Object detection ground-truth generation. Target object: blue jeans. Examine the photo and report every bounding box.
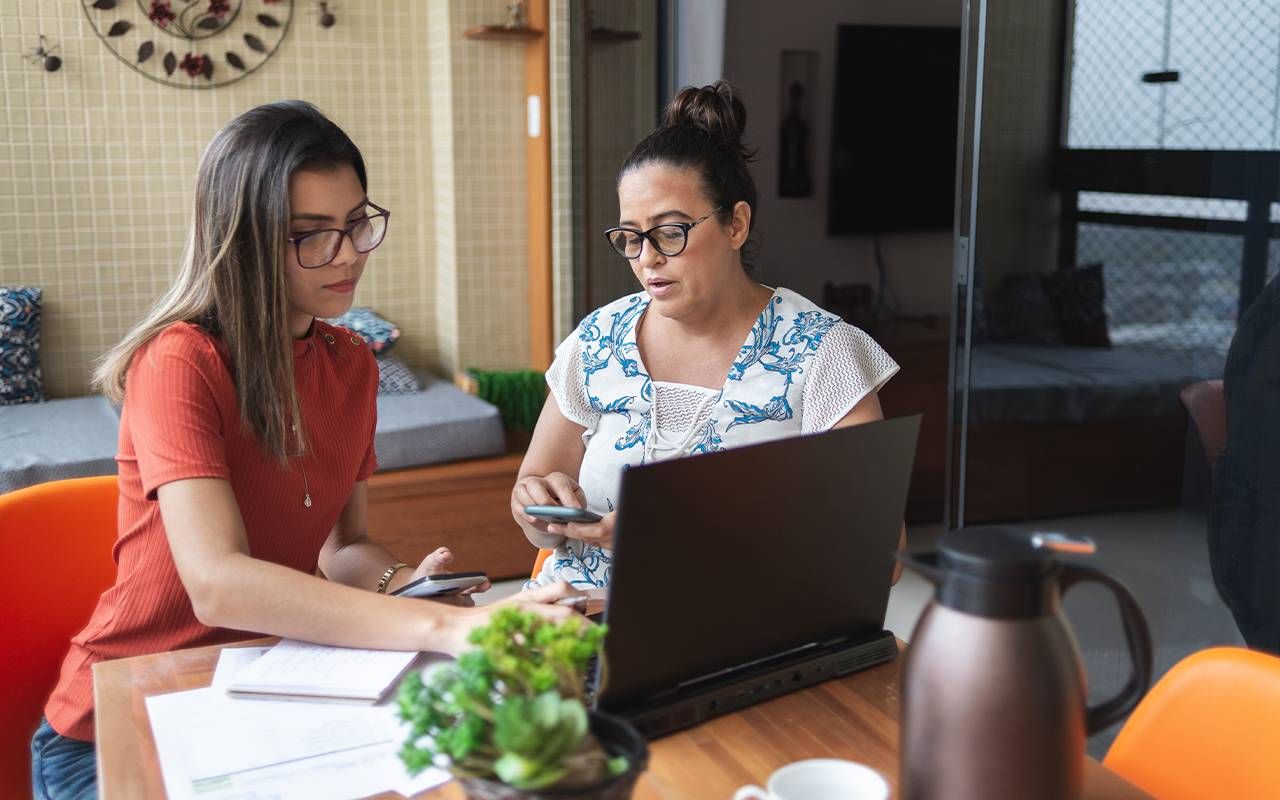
[30,717,97,800]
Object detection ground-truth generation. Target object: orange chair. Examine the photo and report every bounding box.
[532,548,552,580]
[1180,379,1227,467]
[1104,647,1280,799]
[0,476,119,798]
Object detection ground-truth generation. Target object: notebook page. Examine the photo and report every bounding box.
[227,639,419,700]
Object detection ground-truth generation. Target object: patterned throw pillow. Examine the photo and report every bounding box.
[988,272,1062,345]
[1044,262,1111,347]
[327,307,400,354]
[375,354,423,395]
[0,286,44,405]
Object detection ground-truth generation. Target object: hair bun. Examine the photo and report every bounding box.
[662,80,749,151]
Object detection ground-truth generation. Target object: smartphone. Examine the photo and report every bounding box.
[390,571,488,598]
[523,505,603,524]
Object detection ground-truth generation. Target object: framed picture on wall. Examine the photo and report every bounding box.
[778,50,817,198]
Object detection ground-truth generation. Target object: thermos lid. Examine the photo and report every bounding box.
[939,527,1053,579]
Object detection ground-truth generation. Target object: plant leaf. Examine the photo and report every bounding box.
[107,20,132,37]
[226,51,245,71]
[92,0,118,9]
[163,51,177,76]
[257,13,279,28]
[197,17,221,31]
[244,33,266,53]
[137,41,155,64]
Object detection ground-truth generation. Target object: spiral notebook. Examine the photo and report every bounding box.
[225,639,419,703]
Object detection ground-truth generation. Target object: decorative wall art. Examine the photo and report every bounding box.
[26,35,63,72]
[778,49,817,199]
[81,0,293,89]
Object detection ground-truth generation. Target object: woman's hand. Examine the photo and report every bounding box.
[511,471,587,535]
[401,546,491,607]
[550,510,616,550]
[437,580,587,655]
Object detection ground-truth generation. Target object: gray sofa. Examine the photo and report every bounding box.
[0,375,505,494]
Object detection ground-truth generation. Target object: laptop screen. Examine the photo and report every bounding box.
[597,415,919,711]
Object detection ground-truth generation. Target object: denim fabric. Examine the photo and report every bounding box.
[30,717,97,800]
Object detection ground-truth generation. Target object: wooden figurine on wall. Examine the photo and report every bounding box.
[313,1,336,28]
[506,0,526,29]
[26,35,62,72]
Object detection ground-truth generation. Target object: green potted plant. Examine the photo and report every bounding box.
[397,608,648,799]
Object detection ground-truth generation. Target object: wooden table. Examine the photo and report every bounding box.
[95,639,1151,799]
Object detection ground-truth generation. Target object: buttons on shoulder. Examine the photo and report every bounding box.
[349,335,362,347]
[323,333,336,345]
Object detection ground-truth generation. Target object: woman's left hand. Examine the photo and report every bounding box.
[408,546,491,606]
[549,511,616,550]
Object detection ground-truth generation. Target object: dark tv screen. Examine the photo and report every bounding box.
[827,25,961,235]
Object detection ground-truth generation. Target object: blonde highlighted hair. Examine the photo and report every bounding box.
[95,100,367,461]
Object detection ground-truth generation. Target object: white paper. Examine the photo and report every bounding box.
[210,646,270,690]
[146,684,449,800]
[227,639,419,701]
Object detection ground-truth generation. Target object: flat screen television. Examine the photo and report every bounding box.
[827,25,961,235]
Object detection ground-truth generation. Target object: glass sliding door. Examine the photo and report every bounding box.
[952,0,1268,755]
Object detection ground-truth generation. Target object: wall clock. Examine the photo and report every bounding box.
[82,0,294,89]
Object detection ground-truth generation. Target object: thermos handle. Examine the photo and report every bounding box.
[1058,564,1154,734]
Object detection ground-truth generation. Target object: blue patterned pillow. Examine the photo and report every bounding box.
[327,307,400,354]
[0,286,44,405]
[375,354,423,395]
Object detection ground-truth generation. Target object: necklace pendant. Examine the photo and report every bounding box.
[304,493,312,508]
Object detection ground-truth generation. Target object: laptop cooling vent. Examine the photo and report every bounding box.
[834,642,895,675]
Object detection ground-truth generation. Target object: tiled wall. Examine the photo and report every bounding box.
[550,0,579,344]
[446,1,532,373]
[1,0,546,396]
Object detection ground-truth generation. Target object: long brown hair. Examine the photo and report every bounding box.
[95,100,367,461]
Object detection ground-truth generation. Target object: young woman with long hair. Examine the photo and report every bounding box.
[32,100,579,800]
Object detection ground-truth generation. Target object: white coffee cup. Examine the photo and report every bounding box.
[733,758,890,800]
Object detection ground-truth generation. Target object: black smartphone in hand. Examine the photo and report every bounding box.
[390,571,488,598]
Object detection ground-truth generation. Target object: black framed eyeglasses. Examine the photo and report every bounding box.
[287,201,391,269]
[603,206,725,259]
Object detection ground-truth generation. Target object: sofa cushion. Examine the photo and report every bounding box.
[374,375,505,471]
[375,354,423,395]
[327,307,400,354]
[1,378,505,494]
[0,396,120,493]
[1044,262,1111,347]
[0,286,44,405]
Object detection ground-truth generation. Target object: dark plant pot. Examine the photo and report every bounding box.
[457,711,649,800]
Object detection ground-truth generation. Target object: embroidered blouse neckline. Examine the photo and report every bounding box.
[629,285,782,393]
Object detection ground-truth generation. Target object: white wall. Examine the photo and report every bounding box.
[675,0,727,88]
[723,0,963,316]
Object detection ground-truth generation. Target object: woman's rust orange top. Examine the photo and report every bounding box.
[45,320,378,741]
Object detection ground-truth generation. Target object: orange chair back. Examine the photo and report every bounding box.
[1104,646,1280,799]
[1180,379,1226,466]
[0,476,118,798]
[532,548,552,580]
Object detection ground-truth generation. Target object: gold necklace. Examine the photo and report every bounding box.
[291,420,312,508]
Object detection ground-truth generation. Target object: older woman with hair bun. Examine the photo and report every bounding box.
[513,81,904,589]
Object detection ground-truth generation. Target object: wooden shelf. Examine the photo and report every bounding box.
[463,25,544,41]
[589,27,640,44]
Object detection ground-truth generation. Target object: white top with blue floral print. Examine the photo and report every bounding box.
[527,286,899,588]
